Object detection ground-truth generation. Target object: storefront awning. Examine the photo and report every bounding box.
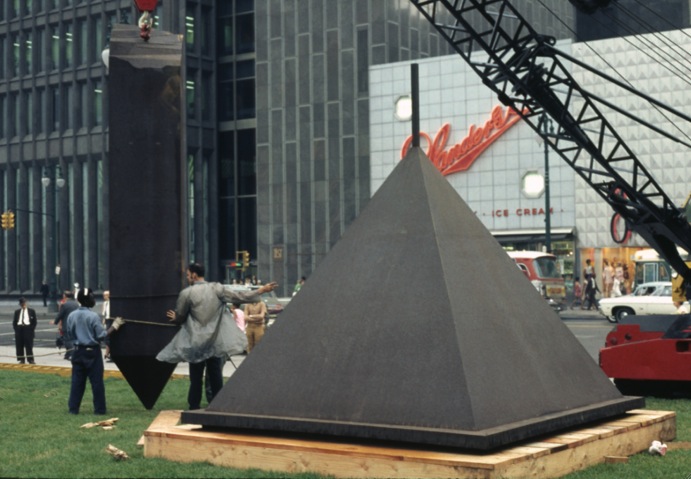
[491,227,575,243]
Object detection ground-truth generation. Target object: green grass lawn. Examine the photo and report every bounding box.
[1,369,689,478]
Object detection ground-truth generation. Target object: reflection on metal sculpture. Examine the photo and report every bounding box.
[107,24,183,408]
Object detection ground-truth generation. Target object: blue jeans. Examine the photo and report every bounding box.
[188,357,223,410]
[68,346,106,414]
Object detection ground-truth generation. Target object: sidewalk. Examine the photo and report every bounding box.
[0,343,247,378]
[0,299,246,377]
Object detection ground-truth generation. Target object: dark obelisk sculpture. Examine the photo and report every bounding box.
[184,64,642,449]
[107,25,183,409]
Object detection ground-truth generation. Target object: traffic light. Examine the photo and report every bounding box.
[0,211,7,230]
[242,251,250,270]
[7,211,14,229]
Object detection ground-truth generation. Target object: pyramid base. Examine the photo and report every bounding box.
[143,409,675,478]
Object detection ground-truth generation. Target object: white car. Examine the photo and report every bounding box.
[598,282,677,323]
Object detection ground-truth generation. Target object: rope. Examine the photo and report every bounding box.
[0,317,177,361]
[105,317,177,328]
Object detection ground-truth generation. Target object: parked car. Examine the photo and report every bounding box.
[225,285,284,325]
[598,281,677,323]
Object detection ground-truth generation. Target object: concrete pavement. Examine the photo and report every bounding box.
[0,343,247,378]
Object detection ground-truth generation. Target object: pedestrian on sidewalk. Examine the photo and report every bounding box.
[54,291,79,360]
[245,298,267,353]
[583,275,599,311]
[571,277,582,309]
[40,281,49,307]
[13,297,37,364]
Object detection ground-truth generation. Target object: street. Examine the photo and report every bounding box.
[0,300,613,366]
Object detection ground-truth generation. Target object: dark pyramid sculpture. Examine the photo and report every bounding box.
[183,147,643,450]
[107,25,183,409]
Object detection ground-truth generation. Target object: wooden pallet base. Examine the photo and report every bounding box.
[143,409,675,478]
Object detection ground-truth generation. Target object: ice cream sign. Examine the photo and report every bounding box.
[400,105,523,176]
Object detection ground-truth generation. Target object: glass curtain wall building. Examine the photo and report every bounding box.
[0,0,140,296]
[0,0,186,296]
[1,0,580,298]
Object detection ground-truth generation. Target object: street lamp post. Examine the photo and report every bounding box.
[542,113,554,254]
[42,166,65,313]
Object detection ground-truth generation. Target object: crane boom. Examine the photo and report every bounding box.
[410,0,691,280]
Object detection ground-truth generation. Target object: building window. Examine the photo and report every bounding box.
[201,70,212,122]
[185,11,195,49]
[23,91,33,136]
[187,152,197,258]
[77,81,88,129]
[35,28,45,74]
[218,60,255,121]
[64,23,73,68]
[186,71,196,118]
[10,92,19,137]
[218,128,257,261]
[91,15,103,65]
[201,6,213,56]
[24,34,33,75]
[218,0,254,56]
[0,95,6,139]
[236,60,255,120]
[50,24,60,70]
[50,85,59,131]
[76,17,87,67]
[11,33,20,77]
[237,129,256,196]
[0,36,5,80]
[93,80,103,127]
[63,85,73,131]
[36,88,46,134]
[218,64,234,121]
[236,3,254,54]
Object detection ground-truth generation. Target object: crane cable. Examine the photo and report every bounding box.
[535,0,691,146]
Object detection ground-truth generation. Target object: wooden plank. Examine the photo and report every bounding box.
[138,410,183,447]
[143,410,676,479]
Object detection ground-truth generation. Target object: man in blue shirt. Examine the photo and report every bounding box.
[64,288,124,414]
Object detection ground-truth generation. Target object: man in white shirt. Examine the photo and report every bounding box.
[102,290,112,360]
[13,297,37,364]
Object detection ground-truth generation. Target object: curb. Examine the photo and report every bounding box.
[0,362,188,380]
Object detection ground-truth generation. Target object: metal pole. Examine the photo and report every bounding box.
[47,179,59,313]
[543,113,552,254]
[411,63,420,148]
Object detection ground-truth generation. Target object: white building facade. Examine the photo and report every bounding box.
[369,30,691,291]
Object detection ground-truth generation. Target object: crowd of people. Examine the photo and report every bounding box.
[12,265,285,415]
[572,258,631,310]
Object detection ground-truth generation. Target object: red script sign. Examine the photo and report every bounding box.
[401,105,524,176]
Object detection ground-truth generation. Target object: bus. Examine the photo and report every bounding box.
[507,251,566,304]
[632,248,688,286]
